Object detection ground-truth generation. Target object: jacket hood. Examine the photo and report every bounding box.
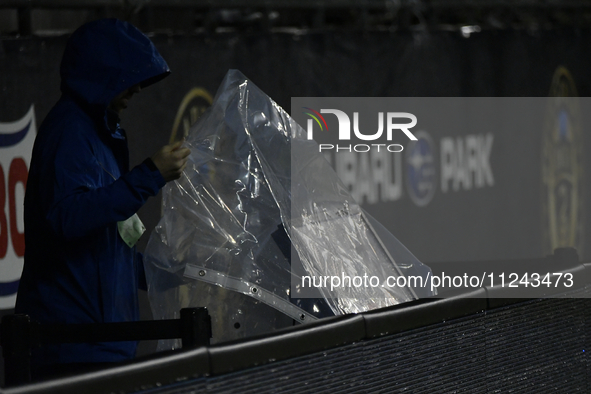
[60,18,170,117]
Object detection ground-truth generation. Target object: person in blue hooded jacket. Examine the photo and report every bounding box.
[15,19,190,379]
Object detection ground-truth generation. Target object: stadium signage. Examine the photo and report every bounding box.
[0,105,35,309]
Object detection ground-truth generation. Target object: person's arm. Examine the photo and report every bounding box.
[45,131,189,240]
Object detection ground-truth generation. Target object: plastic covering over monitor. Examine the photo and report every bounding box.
[144,70,434,346]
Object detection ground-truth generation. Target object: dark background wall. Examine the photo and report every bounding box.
[4,28,590,261]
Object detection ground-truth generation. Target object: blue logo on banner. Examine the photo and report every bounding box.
[0,120,31,147]
[0,280,19,296]
[406,131,436,207]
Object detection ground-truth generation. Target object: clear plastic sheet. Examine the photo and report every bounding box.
[144,70,435,345]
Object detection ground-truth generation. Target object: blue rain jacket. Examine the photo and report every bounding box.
[16,19,169,366]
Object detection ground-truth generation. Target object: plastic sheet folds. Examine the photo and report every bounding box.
[144,70,435,344]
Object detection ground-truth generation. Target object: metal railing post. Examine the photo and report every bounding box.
[180,307,211,349]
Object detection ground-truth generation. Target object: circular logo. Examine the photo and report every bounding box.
[542,66,583,255]
[405,130,437,207]
[170,87,213,143]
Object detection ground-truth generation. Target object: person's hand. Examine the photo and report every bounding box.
[151,140,191,182]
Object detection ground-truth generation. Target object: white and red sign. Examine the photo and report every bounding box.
[0,105,35,309]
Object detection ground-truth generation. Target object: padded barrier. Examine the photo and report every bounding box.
[4,255,590,394]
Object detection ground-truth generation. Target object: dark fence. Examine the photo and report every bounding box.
[2,250,589,393]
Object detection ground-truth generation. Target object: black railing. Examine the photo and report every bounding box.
[1,307,211,387]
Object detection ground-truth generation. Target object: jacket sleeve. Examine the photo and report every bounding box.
[44,120,166,241]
